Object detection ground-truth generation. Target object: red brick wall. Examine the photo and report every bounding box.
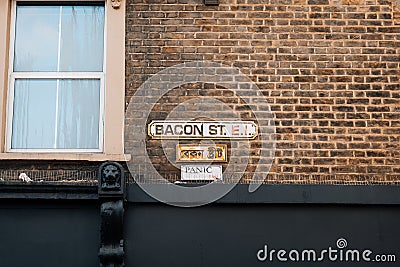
[126,0,400,184]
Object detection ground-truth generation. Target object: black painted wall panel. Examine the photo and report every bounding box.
[0,195,400,267]
[0,200,99,267]
[125,203,400,267]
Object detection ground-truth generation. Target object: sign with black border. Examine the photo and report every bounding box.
[148,121,258,139]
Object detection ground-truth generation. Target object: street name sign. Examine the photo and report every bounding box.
[176,144,227,162]
[148,121,257,139]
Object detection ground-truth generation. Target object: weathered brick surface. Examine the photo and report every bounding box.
[125,0,400,184]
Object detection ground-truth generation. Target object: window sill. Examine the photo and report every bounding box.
[0,153,131,162]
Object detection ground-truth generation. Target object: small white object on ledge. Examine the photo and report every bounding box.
[19,173,32,183]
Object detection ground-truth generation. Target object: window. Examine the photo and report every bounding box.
[7,3,105,152]
[0,0,126,160]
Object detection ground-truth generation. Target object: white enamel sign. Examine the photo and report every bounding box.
[181,165,223,181]
[148,121,257,139]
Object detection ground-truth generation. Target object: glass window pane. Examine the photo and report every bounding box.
[57,79,100,149]
[11,79,100,150]
[11,3,104,151]
[14,6,60,71]
[14,4,104,72]
[60,6,104,71]
[12,79,56,148]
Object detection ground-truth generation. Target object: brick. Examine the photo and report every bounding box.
[118,0,400,185]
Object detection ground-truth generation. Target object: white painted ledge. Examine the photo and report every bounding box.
[0,153,131,161]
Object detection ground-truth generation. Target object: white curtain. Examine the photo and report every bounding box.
[60,6,104,72]
[12,5,104,149]
[12,79,56,148]
[57,79,100,149]
[12,79,100,149]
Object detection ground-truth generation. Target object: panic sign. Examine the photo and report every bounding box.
[148,121,258,139]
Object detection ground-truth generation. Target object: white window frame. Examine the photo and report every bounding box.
[6,0,106,153]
